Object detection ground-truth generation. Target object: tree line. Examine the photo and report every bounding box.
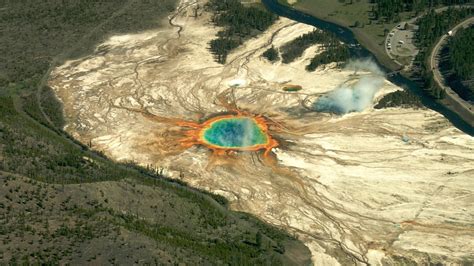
[415,7,473,48]
[306,45,350,71]
[372,0,473,22]
[206,0,277,64]
[261,29,350,71]
[279,30,342,63]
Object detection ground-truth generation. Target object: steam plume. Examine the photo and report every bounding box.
[313,59,386,115]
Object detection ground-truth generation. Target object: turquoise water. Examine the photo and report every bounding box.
[203,118,268,148]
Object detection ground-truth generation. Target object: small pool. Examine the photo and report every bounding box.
[201,117,269,148]
[282,85,302,92]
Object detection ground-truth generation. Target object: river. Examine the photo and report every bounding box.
[262,0,474,136]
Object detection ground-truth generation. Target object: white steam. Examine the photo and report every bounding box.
[345,58,385,76]
[241,118,257,147]
[314,59,386,114]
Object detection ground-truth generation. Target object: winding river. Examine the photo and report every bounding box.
[262,0,474,136]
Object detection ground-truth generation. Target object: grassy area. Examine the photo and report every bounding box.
[0,0,310,264]
[294,0,373,27]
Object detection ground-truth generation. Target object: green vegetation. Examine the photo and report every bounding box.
[306,45,350,71]
[415,7,473,48]
[0,0,177,85]
[374,0,473,22]
[282,85,303,92]
[0,0,309,264]
[287,0,474,74]
[291,0,375,29]
[280,30,339,63]
[0,174,308,264]
[288,0,473,105]
[206,0,278,63]
[262,46,280,62]
[287,0,408,70]
[375,90,424,109]
[276,29,350,70]
[443,26,474,101]
[0,0,177,184]
[413,7,473,99]
[447,27,474,80]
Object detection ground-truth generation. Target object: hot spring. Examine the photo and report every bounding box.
[177,114,279,155]
[201,117,269,149]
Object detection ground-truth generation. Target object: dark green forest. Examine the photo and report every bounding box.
[415,7,473,48]
[306,45,350,71]
[443,26,474,101]
[375,90,424,108]
[280,30,339,63]
[206,0,277,63]
[262,46,280,62]
[373,0,473,22]
[447,27,474,80]
[412,7,473,99]
[272,29,350,70]
[0,0,308,264]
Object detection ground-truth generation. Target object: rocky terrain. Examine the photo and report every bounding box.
[49,0,474,264]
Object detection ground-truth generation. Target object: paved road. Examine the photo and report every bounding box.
[429,16,474,126]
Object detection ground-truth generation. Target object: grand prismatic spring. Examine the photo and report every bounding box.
[179,114,279,156]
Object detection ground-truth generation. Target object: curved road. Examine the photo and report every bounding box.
[429,16,474,127]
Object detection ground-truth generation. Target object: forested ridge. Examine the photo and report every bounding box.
[206,0,277,63]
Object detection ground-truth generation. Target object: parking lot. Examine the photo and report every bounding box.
[385,22,419,67]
